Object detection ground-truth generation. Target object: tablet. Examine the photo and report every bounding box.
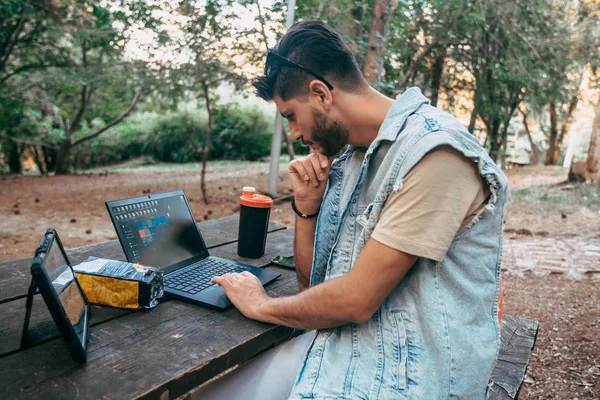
[29,229,90,363]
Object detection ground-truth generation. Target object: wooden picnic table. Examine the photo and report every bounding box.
[0,215,298,399]
[0,214,538,399]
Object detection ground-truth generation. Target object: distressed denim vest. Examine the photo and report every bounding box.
[289,88,507,399]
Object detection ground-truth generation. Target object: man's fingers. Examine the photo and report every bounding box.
[211,274,234,287]
[211,276,224,285]
[240,271,260,282]
[317,153,330,169]
[289,160,310,181]
[308,155,326,181]
[301,158,319,186]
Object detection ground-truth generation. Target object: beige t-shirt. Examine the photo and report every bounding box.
[371,148,490,262]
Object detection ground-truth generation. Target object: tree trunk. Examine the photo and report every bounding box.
[488,118,502,163]
[430,47,446,107]
[282,126,295,160]
[54,137,72,175]
[468,110,478,134]
[545,103,558,165]
[6,141,21,174]
[468,85,480,134]
[31,145,46,175]
[201,82,213,204]
[499,121,511,169]
[363,0,393,84]
[545,96,578,165]
[554,95,579,165]
[42,146,56,172]
[586,94,600,184]
[520,109,538,165]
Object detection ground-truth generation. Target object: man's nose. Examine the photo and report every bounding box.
[288,123,301,142]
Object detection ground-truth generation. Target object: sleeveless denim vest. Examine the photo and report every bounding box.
[289,88,507,399]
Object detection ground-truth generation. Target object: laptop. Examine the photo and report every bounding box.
[105,190,281,310]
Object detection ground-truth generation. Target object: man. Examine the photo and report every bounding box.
[211,20,507,399]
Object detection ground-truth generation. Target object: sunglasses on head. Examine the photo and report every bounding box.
[264,49,334,91]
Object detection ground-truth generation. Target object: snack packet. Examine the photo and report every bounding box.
[73,257,163,309]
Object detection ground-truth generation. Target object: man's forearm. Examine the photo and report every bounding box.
[253,239,417,329]
[258,275,362,329]
[293,199,320,290]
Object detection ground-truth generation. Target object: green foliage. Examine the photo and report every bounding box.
[72,118,148,168]
[70,105,278,169]
[143,112,207,163]
[210,105,273,161]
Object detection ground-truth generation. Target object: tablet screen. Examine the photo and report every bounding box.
[44,238,87,345]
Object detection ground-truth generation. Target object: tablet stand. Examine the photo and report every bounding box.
[20,277,37,349]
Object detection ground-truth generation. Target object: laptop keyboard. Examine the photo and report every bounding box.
[163,258,251,295]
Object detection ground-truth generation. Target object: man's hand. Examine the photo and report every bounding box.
[211,271,270,321]
[288,153,333,213]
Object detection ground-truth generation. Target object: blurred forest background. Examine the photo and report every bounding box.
[1,0,599,182]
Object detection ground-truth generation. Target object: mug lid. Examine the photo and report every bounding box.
[240,187,273,208]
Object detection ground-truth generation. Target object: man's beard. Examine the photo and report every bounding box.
[311,109,349,157]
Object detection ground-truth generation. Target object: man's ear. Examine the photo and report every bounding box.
[308,80,333,111]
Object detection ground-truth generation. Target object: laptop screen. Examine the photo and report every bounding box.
[109,193,207,268]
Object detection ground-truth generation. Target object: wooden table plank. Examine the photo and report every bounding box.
[0,228,295,364]
[0,263,299,399]
[486,315,539,400]
[0,216,286,304]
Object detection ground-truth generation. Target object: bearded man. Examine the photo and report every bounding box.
[211,20,506,400]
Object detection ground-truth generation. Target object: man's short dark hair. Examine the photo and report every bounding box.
[252,20,366,101]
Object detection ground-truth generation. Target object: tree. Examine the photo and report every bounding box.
[586,93,600,184]
[457,2,530,162]
[447,0,578,162]
[51,4,154,174]
[172,0,246,203]
[383,0,473,95]
[1,1,162,174]
[0,0,70,88]
[0,0,68,173]
[527,0,600,166]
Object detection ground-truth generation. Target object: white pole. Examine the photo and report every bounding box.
[267,0,296,197]
[268,115,284,197]
[286,0,296,29]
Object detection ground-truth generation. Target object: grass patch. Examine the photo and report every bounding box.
[83,155,294,174]
[510,183,600,214]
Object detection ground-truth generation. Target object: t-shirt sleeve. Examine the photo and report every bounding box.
[370,148,484,262]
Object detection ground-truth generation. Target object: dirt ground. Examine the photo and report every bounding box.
[1,161,599,398]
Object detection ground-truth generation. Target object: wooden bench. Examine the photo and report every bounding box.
[487,316,539,399]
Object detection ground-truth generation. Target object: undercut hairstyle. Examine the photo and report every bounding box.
[252,20,366,101]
